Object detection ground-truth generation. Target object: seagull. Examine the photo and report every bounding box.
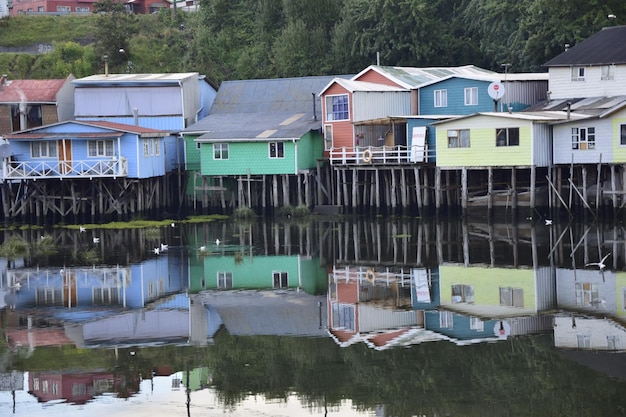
[170,222,176,228]
[199,245,207,252]
[10,282,21,291]
[160,243,168,251]
[585,253,611,270]
[544,219,553,226]
[93,237,100,244]
[154,247,160,255]
[79,226,86,233]
[215,238,221,246]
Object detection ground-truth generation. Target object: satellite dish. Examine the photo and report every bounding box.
[488,82,505,100]
[0,143,12,158]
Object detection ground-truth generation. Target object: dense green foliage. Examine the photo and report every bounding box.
[1,0,626,84]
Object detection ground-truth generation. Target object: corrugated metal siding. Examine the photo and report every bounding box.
[508,315,554,336]
[358,305,421,332]
[502,80,548,107]
[532,123,553,167]
[74,86,183,117]
[352,91,411,122]
[534,266,556,311]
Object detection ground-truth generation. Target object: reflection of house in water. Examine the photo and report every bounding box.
[64,293,220,348]
[5,256,185,311]
[192,253,327,295]
[327,266,439,349]
[28,371,133,405]
[556,268,618,315]
[199,290,327,337]
[554,314,626,351]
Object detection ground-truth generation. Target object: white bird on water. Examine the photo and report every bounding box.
[215,238,221,246]
[154,247,160,255]
[79,226,86,233]
[93,237,100,244]
[199,245,207,252]
[544,219,553,226]
[586,253,611,270]
[160,243,168,251]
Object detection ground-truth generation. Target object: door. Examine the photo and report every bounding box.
[58,139,72,174]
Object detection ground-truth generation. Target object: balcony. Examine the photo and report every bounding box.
[328,145,434,166]
[2,158,128,180]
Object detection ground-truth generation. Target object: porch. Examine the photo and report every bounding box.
[328,145,435,166]
[2,158,128,180]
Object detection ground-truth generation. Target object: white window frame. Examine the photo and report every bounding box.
[217,271,233,288]
[499,287,524,307]
[272,271,288,288]
[464,87,478,106]
[571,66,585,81]
[601,64,615,80]
[31,141,57,158]
[451,284,474,303]
[496,127,520,147]
[269,141,284,159]
[439,310,453,328]
[571,127,595,150]
[447,129,470,148]
[325,94,349,121]
[470,316,484,331]
[323,125,333,150]
[88,139,115,157]
[56,5,70,12]
[143,140,150,157]
[331,303,355,331]
[153,138,160,156]
[434,89,447,108]
[213,143,229,160]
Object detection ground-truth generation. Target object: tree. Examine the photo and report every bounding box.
[92,0,138,73]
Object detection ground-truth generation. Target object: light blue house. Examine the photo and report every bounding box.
[2,120,170,181]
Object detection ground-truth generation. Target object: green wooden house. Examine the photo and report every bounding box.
[182,75,349,210]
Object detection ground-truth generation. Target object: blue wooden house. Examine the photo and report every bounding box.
[2,120,170,181]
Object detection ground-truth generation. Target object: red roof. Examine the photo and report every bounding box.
[0,79,68,103]
[84,120,168,134]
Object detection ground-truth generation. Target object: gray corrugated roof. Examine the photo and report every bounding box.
[544,25,626,67]
[185,75,351,136]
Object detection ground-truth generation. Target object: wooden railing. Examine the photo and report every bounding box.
[328,145,435,165]
[2,158,128,180]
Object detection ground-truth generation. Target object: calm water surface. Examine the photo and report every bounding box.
[1,217,626,416]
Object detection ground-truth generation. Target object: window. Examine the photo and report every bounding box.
[620,124,626,146]
[36,288,63,305]
[213,143,229,160]
[51,382,59,395]
[76,6,90,12]
[434,89,447,107]
[607,335,620,351]
[571,127,595,150]
[33,378,40,391]
[196,142,201,150]
[93,287,120,305]
[577,334,591,349]
[575,282,599,306]
[571,66,585,81]
[153,139,160,156]
[72,383,87,396]
[464,87,478,105]
[38,6,44,11]
[269,142,284,158]
[88,140,114,157]
[11,104,42,131]
[217,271,233,288]
[439,311,453,328]
[451,284,474,303]
[31,141,58,158]
[273,271,288,288]
[143,140,150,157]
[601,64,615,80]
[57,5,70,12]
[42,380,49,394]
[331,303,355,330]
[324,125,333,150]
[499,287,524,307]
[496,128,520,146]
[470,316,484,331]
[325,94,349,121]
[447,129,470,148]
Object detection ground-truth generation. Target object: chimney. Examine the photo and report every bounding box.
[311,93,317,121]
[566,102,572,119]
[0,74,7,86]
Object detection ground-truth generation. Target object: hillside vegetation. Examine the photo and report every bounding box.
[1,0,626,85]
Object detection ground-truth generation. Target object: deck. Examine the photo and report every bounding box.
[2,158,128,180]
[329,145,434,166]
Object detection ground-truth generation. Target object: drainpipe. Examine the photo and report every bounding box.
[566,102,571,119]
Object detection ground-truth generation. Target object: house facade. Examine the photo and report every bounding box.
[9,0,166,15]
[0,75,75,135]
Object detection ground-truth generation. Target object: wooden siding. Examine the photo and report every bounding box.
[202,255,300,289]
[532,123,552,167]
[548,65,626,99]
[322,83,354,149]
[435,117,534,168]
[199,140,298,176]
[352,91,411,122]
[296,130,323,170]
[184,134,202,170]
[553,118,613,165]
[419,78,497,115]
[355,69,404,87]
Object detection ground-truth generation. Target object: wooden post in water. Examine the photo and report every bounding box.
[435,167,441,214]
[352,168,358,211]
[511,167,517,218]
[414,167,423,211]
[487,167,493,218]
